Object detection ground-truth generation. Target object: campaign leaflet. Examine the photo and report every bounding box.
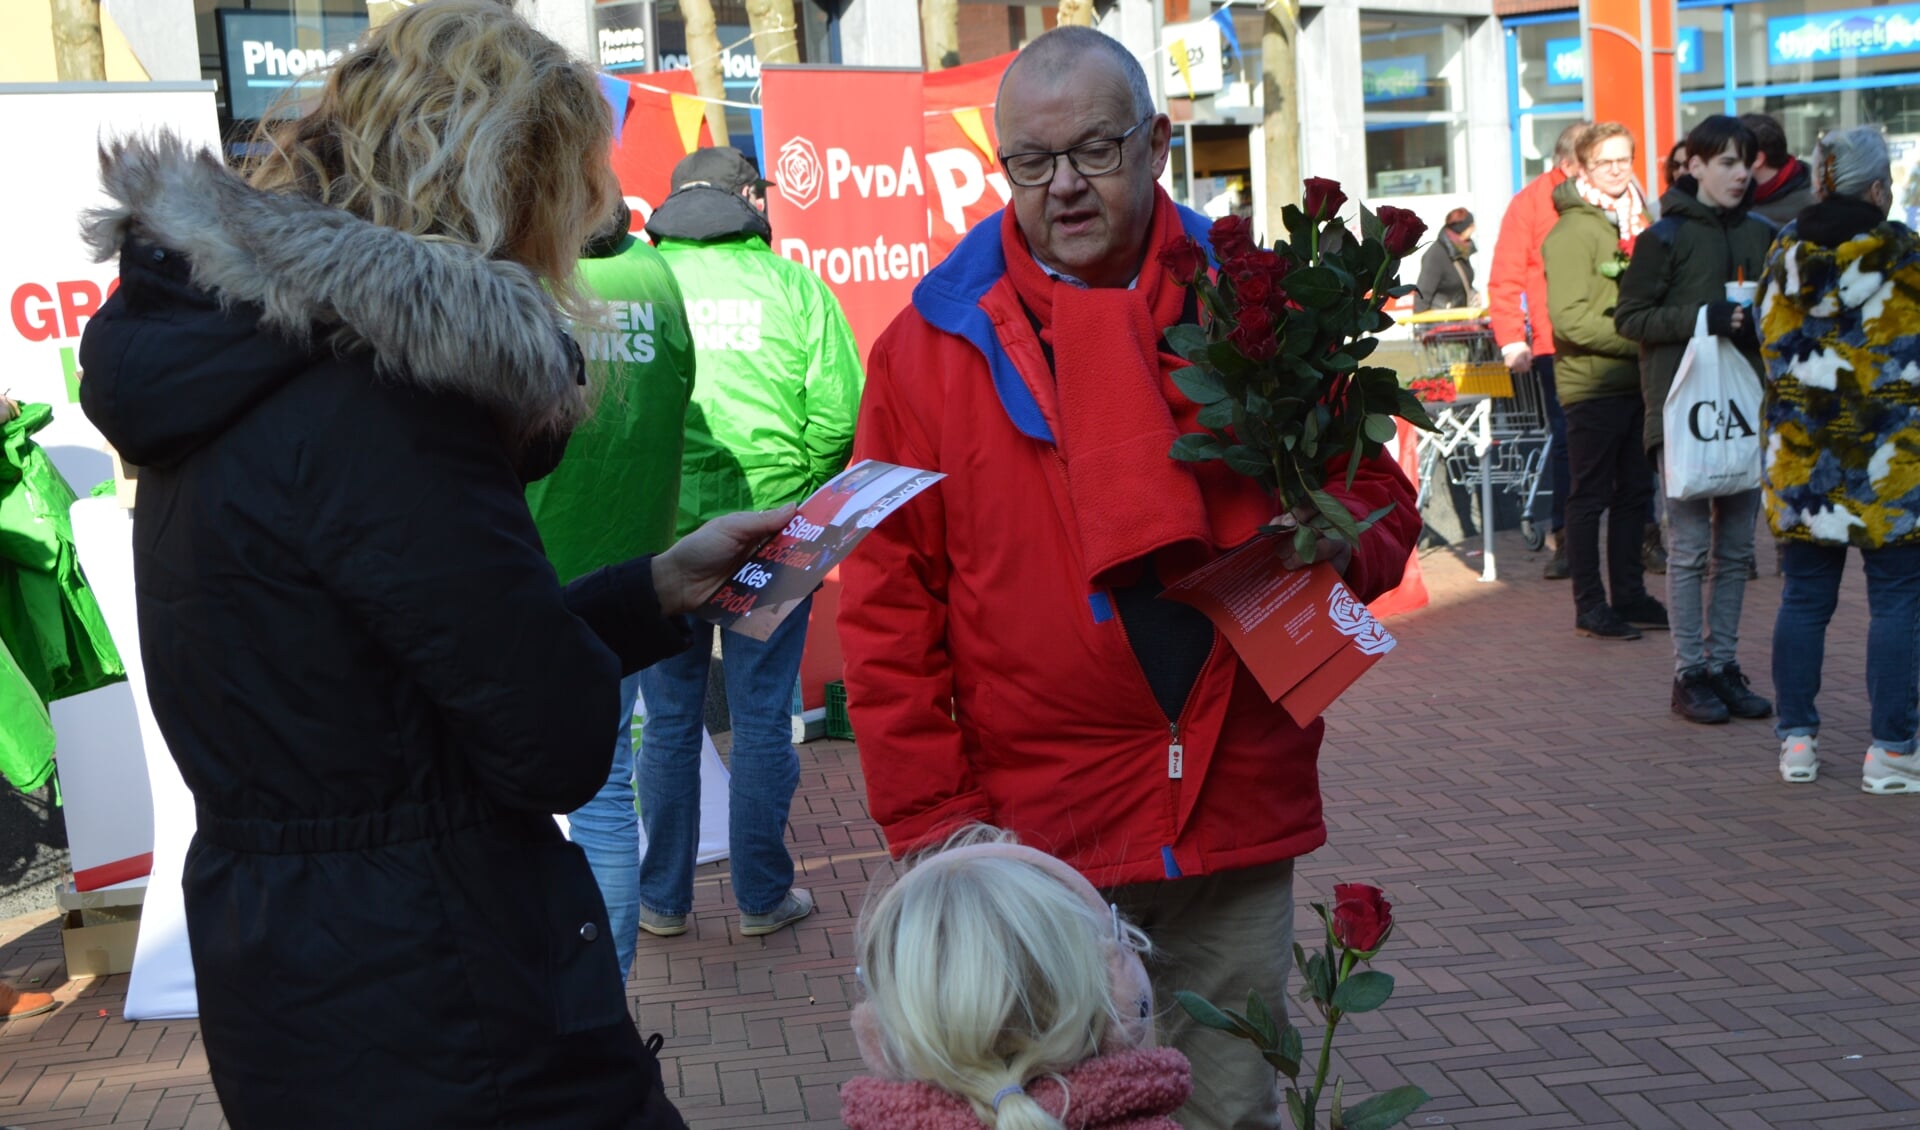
[696,460,945,640]
[1160,536,1396,725]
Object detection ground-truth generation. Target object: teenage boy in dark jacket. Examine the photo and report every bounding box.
[1615,115,1776,724]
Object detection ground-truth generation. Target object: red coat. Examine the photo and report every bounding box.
[838,208,1419,888]
[1488,168,1567,357]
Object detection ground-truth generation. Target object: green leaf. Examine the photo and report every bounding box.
[1362,502,1398,528]
[1321,224,1350,255]
[1279,1024,1304,1075]
[1359,202,1385,244]
[1363,414,1400,444]
[1224,445,1271,479]
[1169,433,1225,462]
[1197,399,1237,430]
[1330,1077,1347,1127]
[1327,351,1359,372]
[1171,365,1230,405]
[1263,1048,1303,1079]
[1246,990,1281,1048]
[1285,1087,1311,1130]
[1302,951,1332,1006]
[1338,1085,1431,1130]
[1293,524,1319,562]
[1307,486,1363,543]
[1287,265,1344,309]
[1395,390,1439,432]
[1331,969,1395,1014]
[1165,324,1212,361]
[1174,990,1254,1037]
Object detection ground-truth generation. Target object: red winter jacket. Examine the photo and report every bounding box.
[1488,168,1567,358]
[838,207,1419,888]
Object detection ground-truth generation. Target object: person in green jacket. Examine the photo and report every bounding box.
[634,147,863,940]
[1614,115,1776,725]
[1544,121,1669,641]
[524,202,696,981]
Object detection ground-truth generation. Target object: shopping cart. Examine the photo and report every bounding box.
[1402,309,1555,581]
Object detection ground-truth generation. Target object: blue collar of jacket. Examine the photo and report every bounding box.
[910,204,1215,444]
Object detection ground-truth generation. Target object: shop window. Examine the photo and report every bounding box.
[1360,13,1468,198]
[1739,0,1920,87]
[1519,112,1585,182]
[1509,18,1583,110]
[1679,8,1725,92]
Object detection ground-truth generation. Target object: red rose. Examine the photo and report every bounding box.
[1377,206,1427,257]
[1162,234,1208,283]
[1303,177,1348,221]
[1233,268,1272,307]
[1228,304,1278,361]
[1210,214,1255,262]
[1331,883,1393,954]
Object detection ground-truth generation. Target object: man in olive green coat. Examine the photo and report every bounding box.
[525,203,697,981]
[1544,122,1668,641]
[1614,115,1776,725]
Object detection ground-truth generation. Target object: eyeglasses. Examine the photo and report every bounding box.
[1588,157,1635,171]
[999,116,1154,188]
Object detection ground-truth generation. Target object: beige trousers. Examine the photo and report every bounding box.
[1106,859,1296,1130]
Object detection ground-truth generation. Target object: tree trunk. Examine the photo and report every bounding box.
[921,0,958,71]
[745,0,799,66]
[1261,1,1302,227]
[1056,0,1096,28]
[681,0,730,146]
[50,0,106,82]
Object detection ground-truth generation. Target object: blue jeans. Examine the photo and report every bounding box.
[567,671,643,981]
[637,596,811,918]
[1536,355,1569,532]
[1663,481,1761,676]
[1774,541,1920,754]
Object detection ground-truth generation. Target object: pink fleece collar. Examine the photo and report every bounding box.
[839,1047,1192,1130]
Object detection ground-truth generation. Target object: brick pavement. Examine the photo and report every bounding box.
[5,530,1919,1129]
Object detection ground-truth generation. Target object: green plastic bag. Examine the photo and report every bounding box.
[0,402,125,709]
[0,633,56,793]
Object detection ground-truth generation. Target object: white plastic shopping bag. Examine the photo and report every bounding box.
[1663,307,1763,500]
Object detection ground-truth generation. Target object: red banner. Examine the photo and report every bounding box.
[759,67,930,362]
[921,52,1015,263]
[606,70,713,222]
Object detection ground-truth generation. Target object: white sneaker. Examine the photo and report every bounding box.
[1779,735,1819,783]
[1861,745,1920,794]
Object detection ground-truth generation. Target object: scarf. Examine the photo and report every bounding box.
[1754,155,1806,205]
[1575,176,1650,249]
[839,1047,1192,1130]
[999,192,1271,587]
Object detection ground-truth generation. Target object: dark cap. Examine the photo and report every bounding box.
[669,147,773,194]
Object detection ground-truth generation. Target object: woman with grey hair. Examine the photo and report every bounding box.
[1757,125,1920,793]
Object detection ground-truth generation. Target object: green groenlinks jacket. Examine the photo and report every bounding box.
[655,233,863,537]
[525,235,695,584]
[1614,183,1775,455]
[1543,179,1646,406]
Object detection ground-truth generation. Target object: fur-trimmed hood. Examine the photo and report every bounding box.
[78,133,583,466]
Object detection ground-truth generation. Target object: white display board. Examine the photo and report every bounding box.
[0,82,219,491]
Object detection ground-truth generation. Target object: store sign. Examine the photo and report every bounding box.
[594,1,653,74]
[1162,19,1225,97]
[1361,55,1427,102]
[216,9,366,122]
[1547,28,1702,85]
[657,22,760,89]
[1769,3,1920,65]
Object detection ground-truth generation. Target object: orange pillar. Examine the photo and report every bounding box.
[1583,0,1679,195]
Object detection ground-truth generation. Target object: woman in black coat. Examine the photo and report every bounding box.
[75,4,786,1126]
[1413,207,1480,313]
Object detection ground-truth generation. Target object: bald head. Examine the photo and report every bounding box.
[994,26,1153,138]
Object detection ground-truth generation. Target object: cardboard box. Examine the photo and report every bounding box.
[56,880,144,978]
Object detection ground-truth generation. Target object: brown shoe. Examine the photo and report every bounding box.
[1,982,57,1022]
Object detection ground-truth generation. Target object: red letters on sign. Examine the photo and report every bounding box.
[9,278,118,342]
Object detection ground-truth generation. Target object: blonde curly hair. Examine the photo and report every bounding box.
[243,0,614,318]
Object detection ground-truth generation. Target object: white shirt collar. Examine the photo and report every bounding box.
[1031,249,1140,291]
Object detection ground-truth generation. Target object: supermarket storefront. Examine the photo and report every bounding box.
[1505,0,1920,194]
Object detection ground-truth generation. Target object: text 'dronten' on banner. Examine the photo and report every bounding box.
[759,66,929,361]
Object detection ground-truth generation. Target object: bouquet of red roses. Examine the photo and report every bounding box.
[1162,178,1434,559]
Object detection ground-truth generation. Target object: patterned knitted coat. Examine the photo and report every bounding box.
[1758,199,1920,548]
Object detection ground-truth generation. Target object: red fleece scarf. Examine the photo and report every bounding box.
[1000,192,1270,587]
[1755,156,1805,205]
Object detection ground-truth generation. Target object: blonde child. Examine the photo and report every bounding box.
[840,828,1191,1130]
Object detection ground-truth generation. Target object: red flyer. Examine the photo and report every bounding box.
[1160,535,1396,725]
[696,460,944,640]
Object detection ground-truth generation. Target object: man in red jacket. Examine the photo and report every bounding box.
[839,26,1418,1130]
[1489,121,1586,579]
